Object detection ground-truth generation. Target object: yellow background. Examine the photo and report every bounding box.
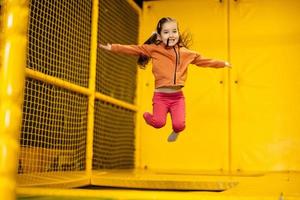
[136,0,300,172]
[2,0,300,199]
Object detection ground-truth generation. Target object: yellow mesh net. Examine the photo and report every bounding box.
[93,100,135,169]
[27,0,92,87]
[17,0,139,186]
[20,78,88,174]
[93,0,139,169]
[96,0,139,103]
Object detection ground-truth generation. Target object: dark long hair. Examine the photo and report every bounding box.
[137,17,192,69]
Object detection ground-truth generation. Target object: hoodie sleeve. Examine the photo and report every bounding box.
[111,44,152,57]
[191,53,227,68]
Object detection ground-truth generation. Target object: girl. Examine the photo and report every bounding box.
[99,17,230,142]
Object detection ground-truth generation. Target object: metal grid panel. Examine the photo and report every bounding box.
[93,100,135,169]
[19,78,87,174]
[27,0,92,87]
[96,0,139,104]
[17,0,140,186]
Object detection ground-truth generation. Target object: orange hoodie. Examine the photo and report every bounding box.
[111,43,227,89]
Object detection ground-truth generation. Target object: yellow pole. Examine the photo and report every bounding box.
[0,0,29,200]
[86,0,98,178]
[25,68,92,96]
[132,1,142,169]
[227,0,232,174]
[95,92,138,112]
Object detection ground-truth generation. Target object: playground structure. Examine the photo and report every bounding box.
[1,0,300,199]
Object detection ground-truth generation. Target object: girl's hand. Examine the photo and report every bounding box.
[225,61,232,68]
[99,43,112,51]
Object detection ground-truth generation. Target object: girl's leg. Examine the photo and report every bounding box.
[143,93,168,129]
[168,94,185,142]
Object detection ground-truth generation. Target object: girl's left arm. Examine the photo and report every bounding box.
[191,53,231,68]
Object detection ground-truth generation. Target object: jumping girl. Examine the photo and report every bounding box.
[99,17,230,142]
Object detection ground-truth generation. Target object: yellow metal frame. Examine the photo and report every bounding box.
[226,0,233,173]
[2,0,300,199]
[1,0,142,198]
[133,0,143,170]
[0,0,29,200]
[17,171,300,200]
[25,68,91,96]
[86,0,98,180]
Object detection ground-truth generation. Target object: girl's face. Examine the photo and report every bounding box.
[158,21,179,47]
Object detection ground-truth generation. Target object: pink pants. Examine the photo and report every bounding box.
[143,91,185,133]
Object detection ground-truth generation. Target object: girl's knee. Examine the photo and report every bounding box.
[173,122,185,133]
[153,118,166,128]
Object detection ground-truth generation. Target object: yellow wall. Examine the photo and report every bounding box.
[137,0,300,172]
[230,0,300,172]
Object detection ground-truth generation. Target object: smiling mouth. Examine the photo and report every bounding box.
[167,38,176,46]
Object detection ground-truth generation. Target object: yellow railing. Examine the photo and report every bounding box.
[25,68,91,96]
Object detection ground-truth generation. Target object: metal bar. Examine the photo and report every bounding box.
[25,68,91,96]
[227,0,233,173]
[95,92,138,112]
[86,0,99,178]
[26,68,137,112]
[0,0,29,199]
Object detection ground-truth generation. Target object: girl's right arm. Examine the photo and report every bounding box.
[99,43,112,51]
[99,43,151,57]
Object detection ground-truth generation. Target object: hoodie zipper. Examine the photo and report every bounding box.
[173,46,179,84]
